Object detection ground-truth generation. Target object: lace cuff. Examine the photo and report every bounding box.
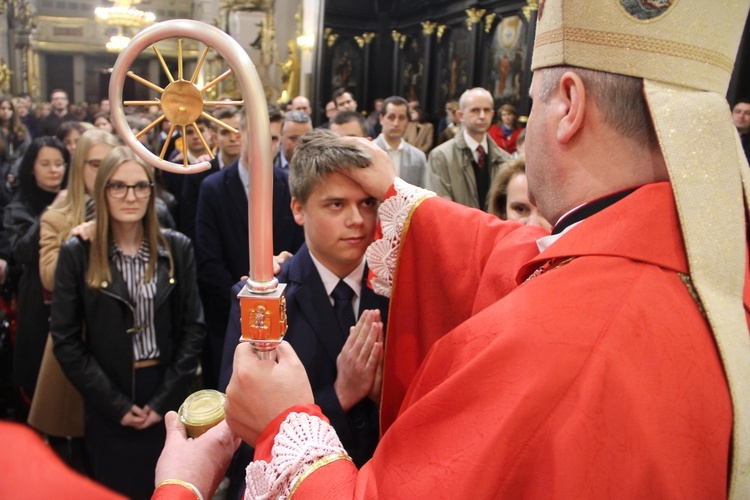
[366,177,435,297]
[245,412,351,500]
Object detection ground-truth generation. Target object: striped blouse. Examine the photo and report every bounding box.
[112,241,160,362]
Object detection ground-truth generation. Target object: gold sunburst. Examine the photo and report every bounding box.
[123,39,243,166]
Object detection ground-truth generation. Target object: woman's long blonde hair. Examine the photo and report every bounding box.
[86,146,171,289]
[54,129,121,229]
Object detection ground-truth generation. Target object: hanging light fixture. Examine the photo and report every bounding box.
[96,0,156,53]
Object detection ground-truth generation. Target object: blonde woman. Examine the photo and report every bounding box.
[51,146,205,498]
[28,129,120,462]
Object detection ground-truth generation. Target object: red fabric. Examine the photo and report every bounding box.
[379,199,546,431]
[488,124,523,154]
[288,182,741,498]
[0,421,125,499]
[152,484,199,500]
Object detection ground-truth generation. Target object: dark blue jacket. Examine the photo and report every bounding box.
[219,243,388,467]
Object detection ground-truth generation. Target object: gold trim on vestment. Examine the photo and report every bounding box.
[289,453,353,497]
[535,27,734,73]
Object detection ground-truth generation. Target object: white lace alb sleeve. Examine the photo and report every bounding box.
[366,177,435,297]
[245,412,351,500]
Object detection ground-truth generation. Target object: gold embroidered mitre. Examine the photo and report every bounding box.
[531,1,750,498]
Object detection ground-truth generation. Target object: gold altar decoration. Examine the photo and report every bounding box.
[465,8,486,30]
[0,60,12,95]
[421,21,437,36]
[325,28,339,48]
[484,13,497,33]
[523,0,539,21]
[437,24,446,42]
[278,39,300,104]
[354,33,375,48]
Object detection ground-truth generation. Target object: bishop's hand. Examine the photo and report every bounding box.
[224,341,313,446]
[339,136,397,201]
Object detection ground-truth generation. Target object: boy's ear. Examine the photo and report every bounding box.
[291,197,305,226]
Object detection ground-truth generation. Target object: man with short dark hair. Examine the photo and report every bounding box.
[194,108,303,387]
[732,97,750,161]
[219,129,388,467]
[179,107,241,242]
[373,96,426,187]
[39,89,74,136]
[330,111,368,138]
[332,89,375,138]
[332,88,358,112]
[318,100,338,130]
[273,110,312,170]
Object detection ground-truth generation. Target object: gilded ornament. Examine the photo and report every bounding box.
[399,34,407,49]
[436,24,446,41]
[484,13,496,33]
[391,30,401,42]
[465,8,486,31]
[327,33,339,48]
[362,32,375,44]
[523,0,540,21]
[354,36,364,48]
[421,21,437,36]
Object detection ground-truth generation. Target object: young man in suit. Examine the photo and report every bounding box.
[373,96,427,187]
[195,108,303,388]
[179,106,242,241]
[219,129,388,468]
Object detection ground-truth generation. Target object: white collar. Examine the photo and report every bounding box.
[463,129,487,153]
[309,252,365,299]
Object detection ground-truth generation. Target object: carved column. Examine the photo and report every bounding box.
[391,30,405,95]
[465,8,486,87]
[520,0,539,115]
[355,32,375,109]
[420,21,436,112]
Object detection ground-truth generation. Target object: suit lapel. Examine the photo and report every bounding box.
[224,163,249,228]
[289,247,346,362]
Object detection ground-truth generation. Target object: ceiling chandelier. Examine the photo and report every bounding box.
[96,0,156,52]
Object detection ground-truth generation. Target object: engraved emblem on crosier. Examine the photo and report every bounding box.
[620,0,676,20]
[249,304,272,339]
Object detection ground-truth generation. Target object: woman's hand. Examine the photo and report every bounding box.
[120,404,148,428]
[71,220,95,241]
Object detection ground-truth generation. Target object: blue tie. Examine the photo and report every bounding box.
[331,280,356,338]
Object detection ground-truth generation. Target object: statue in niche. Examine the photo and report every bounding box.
[0,60,12,95]
[278,40,300,104]
[333,51,352,89]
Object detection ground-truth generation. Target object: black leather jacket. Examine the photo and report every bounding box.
[51,229,206,423]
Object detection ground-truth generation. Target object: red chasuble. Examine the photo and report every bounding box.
[258,182,744,498]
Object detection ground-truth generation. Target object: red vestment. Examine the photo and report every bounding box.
[257,182,744,498]
[0,421,124,499]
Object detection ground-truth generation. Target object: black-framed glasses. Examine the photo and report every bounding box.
[106,181,153,199]
[85,159,102,169]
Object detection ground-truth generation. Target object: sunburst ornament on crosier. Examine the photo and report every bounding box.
[122,39,243,167]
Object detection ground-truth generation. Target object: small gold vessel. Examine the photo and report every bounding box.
[178,389,227,438]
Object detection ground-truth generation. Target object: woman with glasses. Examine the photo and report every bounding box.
[27,129,119,465]
[50,146,205,499]
[4,136,69,402]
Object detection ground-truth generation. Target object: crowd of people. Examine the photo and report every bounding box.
[0,81,548,498]
[1,0,750,496]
